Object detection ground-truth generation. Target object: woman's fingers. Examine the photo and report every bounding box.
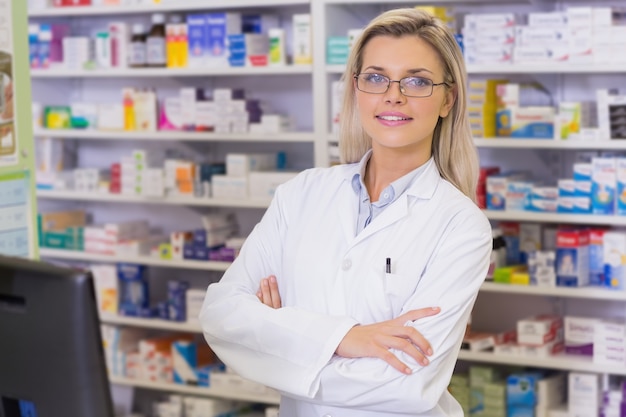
[257,275,282,309]
[336,307,441,374]
[398,306,440,323]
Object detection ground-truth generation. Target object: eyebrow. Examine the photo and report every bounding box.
[362,65,434,75]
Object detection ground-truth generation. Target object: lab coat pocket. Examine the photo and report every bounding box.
[383,272,419,315]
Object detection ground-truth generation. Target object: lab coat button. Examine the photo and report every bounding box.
[342,259,352,270]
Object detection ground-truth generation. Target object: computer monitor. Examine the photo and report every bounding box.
[0,254,114,417]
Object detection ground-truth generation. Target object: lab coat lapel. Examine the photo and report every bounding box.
[353,195,409,245]
[352,158,441,246]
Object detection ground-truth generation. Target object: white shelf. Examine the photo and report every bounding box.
[457,350,625,375]
[30,65,312,78]
[100,314,202,333]
[328,63,626,76]
[467,63,626,74]
[484,210,626,226]
[36,189,272,209]
[109,376,280,404]
[475,138,626,150]
[33,128,315,143]
[39,248,231,271]
[28,0,308,17]
[480,282,626,301]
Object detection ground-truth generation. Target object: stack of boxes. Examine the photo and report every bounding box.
[483,379,507,417]
[38,209,86,251]
[568,373,601,417]
[212,152,297,201]
[111,150,165,197]
[469,365,501,416]
[462,13,516,65]
[517,315,564,358]
[594,320,626,367]
[468,79,507,139]
[83,219,154,256]
[181,212,238,262]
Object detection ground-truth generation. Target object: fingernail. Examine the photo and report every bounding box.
[262,280,269,287]
[432,307,440,311]
[404,367,412,374]
[270,275,276,283]
[422,358,429,366]
[427,348,433,356]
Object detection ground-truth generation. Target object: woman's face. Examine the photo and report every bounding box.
[355,35,455,158]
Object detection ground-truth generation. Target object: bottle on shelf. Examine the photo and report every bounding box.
[129,23,147,68]
[146,13,167,68]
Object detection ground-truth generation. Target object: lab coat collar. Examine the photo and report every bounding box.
[339,152,441,245]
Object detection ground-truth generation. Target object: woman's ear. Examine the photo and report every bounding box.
[439,84,457,118]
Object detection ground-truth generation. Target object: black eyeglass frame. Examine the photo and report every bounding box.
[353,73,451,98]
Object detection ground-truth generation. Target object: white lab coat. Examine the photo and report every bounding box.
[200,157,492,417]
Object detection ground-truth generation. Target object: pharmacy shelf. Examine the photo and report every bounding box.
[474,138,626,149]
[485,210,626,226]
[109,376,281,405]
[36,189,272,209]
[480,282,626,301]
[326,134,626,149]
[28,0,309,17]
[467,63,626,74]
[30,65,312,78]
[457,350,625,375]
[100,314,202,333]
[39,248,230,271]
[33,128,315,143]
[328,63,626,75]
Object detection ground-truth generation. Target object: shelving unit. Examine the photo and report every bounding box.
[40,248,230,271]
[457,351,624,376]
[33,128,315,143]
[37,189,271,208]
[30,65,312,78]
[108,376,280,405]
[28,0,626,413]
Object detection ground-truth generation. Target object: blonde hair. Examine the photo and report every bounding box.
[339,8,479,201]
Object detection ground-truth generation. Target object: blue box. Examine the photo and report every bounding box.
[187,14,208,65]
[172,341,197,384]
[506,373,542,405]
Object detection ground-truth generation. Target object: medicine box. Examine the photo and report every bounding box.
[564,316,596,356]
[591,157,616,214]
[555,229,589,287]
[603,231,626,290]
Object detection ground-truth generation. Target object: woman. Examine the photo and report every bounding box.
[200,8,492,416]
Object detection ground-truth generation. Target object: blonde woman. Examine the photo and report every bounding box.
[200,8,491,416]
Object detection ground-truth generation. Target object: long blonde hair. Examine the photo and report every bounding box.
[339,8,479,201]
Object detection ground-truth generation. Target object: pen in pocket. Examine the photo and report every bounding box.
[386,257,391,273]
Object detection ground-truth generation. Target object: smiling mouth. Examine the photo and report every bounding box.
[377,115,412,121]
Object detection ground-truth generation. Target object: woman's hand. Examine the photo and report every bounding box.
[256,275,282,309]
[255,275,439,375]
[335,307,441,375]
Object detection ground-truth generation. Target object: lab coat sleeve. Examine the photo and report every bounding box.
[199,180,359,398]
[304,207,492,412]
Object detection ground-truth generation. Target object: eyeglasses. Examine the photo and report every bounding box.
[354,73,449,98]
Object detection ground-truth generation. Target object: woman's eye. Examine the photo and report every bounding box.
[365,74,387,83]
[406,77,430,87]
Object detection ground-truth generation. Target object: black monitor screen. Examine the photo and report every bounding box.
[0,254,114,417]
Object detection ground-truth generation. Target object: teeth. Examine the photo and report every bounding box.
[378,115,409,121]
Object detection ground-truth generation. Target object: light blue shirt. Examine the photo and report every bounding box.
[351,150,431,235]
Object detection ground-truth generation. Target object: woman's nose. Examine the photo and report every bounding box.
[384,80,405,103]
